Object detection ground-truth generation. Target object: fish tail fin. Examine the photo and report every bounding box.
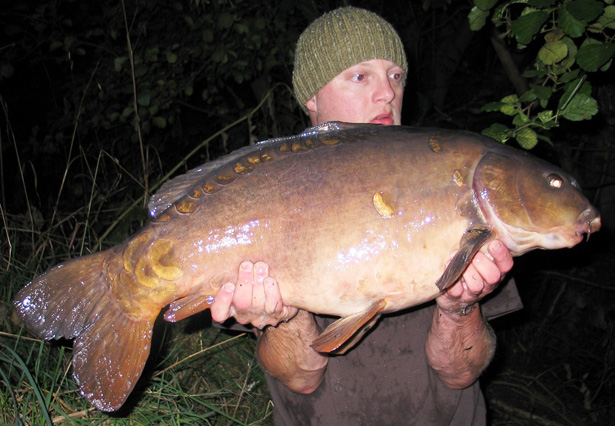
[14,251,157,412]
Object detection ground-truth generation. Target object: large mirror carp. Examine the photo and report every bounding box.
[14,122,600,411]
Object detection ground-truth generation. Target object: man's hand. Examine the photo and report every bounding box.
[210,260,298,329]
[436,240,514,315]
[426,240,513,388]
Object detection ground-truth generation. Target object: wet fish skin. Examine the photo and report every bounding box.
[14,122,600,411]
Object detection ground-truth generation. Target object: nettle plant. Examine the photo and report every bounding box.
[470,0,615,148]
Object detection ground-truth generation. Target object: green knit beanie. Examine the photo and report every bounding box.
[293,6,407,113]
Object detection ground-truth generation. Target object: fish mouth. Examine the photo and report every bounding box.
[495,208,601,256]
[576,211,601,241]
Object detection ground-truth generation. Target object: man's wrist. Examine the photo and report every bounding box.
[436,301,481,321]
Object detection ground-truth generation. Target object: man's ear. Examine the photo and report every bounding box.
[306,95,319,124]
[306,96,317,113]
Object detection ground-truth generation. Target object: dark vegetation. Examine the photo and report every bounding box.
[1,0,613,424]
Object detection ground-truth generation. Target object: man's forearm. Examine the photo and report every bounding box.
[424,305,496,389]
[257,310,328,394]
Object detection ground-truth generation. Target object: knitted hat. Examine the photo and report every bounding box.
[293,6,407,112]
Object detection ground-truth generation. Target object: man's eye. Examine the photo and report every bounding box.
[390,72,403,81]
[352,74,366,82]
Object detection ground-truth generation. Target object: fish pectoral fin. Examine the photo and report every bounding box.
[164,293,214,322]
[311,299,387,355]
[435,227,494,291]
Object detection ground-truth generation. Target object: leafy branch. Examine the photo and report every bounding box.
[469,0,615,148]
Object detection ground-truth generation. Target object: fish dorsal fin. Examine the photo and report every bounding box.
[297,121,373,136]
[148,122,378,218]
[311,298,387,354]
[435,227,494,291]
[148,145,257,217]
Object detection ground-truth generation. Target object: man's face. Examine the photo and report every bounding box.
[306,59,405,126]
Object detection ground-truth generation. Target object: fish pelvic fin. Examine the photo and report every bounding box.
[311,299,387,354]
[435,227,494,291]
[14,251,157,412]
[164,293,215,322]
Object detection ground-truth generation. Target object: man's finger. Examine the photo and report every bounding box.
[234,260,255,312]
[470,252,501,291]
[210,282,235,322]
[264,276,283,316]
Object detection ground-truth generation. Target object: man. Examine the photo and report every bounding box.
[211,7,521,425]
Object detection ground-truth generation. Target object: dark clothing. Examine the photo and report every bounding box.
[266,280,522,426]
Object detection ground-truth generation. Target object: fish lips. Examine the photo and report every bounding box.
[576,209,601,240]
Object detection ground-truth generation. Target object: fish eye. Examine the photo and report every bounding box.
[547,173,563,189]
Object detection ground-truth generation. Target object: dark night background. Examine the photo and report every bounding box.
[1,0,614,424]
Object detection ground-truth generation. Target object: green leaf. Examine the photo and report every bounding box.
[558,78,591,110]
[481,101,504,112]
[566,0,603,22]
[114,56,128,72]
[537,134,554,145]
[595,6,615,30]
[516,127,538,149]
[560,37,578,68]
[561,92,598,120]
[530,84,553,101]
[482,123,512,143]
[513,112,530,126]
[558,6,587,37]
[538,40,568,64]
[50,40,63,51]
[502,94,519,104]
[544,28,564,43]
[599,58,613,72]
[577,42,615,71]
[152,117,167,128]
[537,110,554,123]
[0,63,14,78]
[122,106,134,118]
[500,95,519,115]
[137,92,151,107]
[528,0,556,7]
[202,29,214,43]
[255,17,266,30]
[235,23,248,34]
[183,16,194,28]
[474,0,498,10]
[520,89,537,103]
[501,104,519,116]
[166,51,178,64]
[511,11,549,45]
[469,7,490,31]
[134,63,148,78]
[219,12,234,29]
[212,46,226,63]
[559,70,580,84]
[522,69,547,78]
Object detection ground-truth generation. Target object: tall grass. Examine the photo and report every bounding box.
[0,92,276,424]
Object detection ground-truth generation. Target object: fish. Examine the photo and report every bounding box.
[14,122,600,411]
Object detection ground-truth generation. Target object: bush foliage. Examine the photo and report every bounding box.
[470,0,615,148]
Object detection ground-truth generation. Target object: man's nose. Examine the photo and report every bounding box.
[374,77,395,104]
